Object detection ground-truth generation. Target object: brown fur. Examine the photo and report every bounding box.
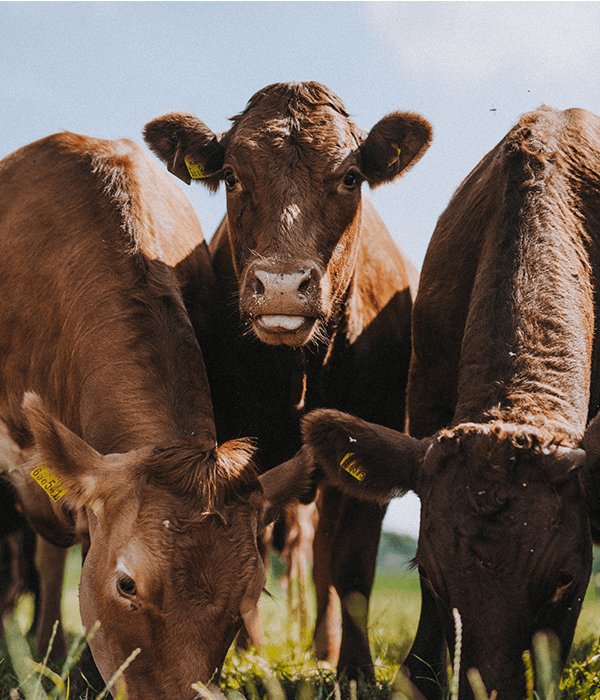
[299,107,600,699]
[144,82,431,681]
[0,132,315,700]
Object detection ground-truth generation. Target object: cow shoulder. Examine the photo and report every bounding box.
[118,139,206,267]
[349,197,417,337]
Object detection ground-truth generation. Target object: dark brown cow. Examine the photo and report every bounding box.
[294,106,600,699]
[0,132,314,700]
[143,82,432,680]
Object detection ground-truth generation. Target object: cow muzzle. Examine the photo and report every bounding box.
[240,263,324,346]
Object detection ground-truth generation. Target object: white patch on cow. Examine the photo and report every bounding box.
[281,203,301,231]
[272,119,292,137]
[116,556,134,578]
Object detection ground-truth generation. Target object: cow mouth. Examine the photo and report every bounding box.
[258,315,307,331]
[253,314,316,345]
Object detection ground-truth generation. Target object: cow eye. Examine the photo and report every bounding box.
[223,170,238,190]
[342,170,360,189]
[117,574,137,598]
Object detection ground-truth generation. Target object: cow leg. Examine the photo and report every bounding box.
[402,570,447,700]
[312,484,343,663]
[281,503,317,642]
[235,522,272,649]
[332,495,385,682]
[21,527,41,634]
[35,535,68,661]
[0,533,22,631]
[237,605,263,649]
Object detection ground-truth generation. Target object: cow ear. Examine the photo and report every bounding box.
[258,446,318,525]
[143,112,226,189]
[301,408,429,503]
[359,112,432,188]
[21,392,132,510]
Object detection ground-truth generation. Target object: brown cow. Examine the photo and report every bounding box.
[294,106,600,699]
[0,132,315,700]
[143,81,432,681]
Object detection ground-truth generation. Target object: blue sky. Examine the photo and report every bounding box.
[3,1,600,537]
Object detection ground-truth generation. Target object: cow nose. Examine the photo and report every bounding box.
[252,267,315,299]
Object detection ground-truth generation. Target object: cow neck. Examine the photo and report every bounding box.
[65,271,215,455]
[306,290,349,409]
[455,143,594,439]
[266,297,347,413]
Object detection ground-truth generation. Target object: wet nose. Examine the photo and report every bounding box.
[252,267,315,299]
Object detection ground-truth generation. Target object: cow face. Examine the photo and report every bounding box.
[144,82,432,347]
[299,409,593,699]
[21,393,315,700]
[79,482,265,700]
[414,425,591,699]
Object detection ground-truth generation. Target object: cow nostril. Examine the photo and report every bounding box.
[298,274,312,296]
[252,276,266,296]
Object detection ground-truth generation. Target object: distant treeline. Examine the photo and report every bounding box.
[377,531,418,575]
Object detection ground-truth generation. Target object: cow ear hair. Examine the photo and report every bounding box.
[143,112,226,190]
[359,112,432,188]
[21,392,132,510]
[258,446,319,525]
[301,408,429,503]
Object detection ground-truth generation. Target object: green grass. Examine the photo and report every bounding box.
[3,547,600,699]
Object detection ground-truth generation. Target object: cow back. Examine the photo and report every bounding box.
[0,132,215,452]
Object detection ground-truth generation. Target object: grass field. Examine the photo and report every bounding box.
[3,544,600,699]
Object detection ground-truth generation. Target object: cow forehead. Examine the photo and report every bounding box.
[98,497,261,605]
[417,486,578,597]
[227,107,360,167]
[418,430,586,545]
[103,486,259,559]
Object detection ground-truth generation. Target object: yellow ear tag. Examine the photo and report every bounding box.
[184,156,207,180]
[30,464,69,502]
[388,146,402,168]
[340,452,367,482]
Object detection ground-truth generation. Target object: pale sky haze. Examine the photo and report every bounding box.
[3,1,600,537]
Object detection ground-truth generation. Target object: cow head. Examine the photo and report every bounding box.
[143,82,432,347]
[21,393,315,700]
[300,408,594,699]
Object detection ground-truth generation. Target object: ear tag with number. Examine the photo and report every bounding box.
[340,452,367,481]
[30,463,69,502]
[184,156,208,180]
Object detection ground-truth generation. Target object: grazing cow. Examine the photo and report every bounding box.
[0,132,315,700]
[295,106,600,699]
[143,81,432,680]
